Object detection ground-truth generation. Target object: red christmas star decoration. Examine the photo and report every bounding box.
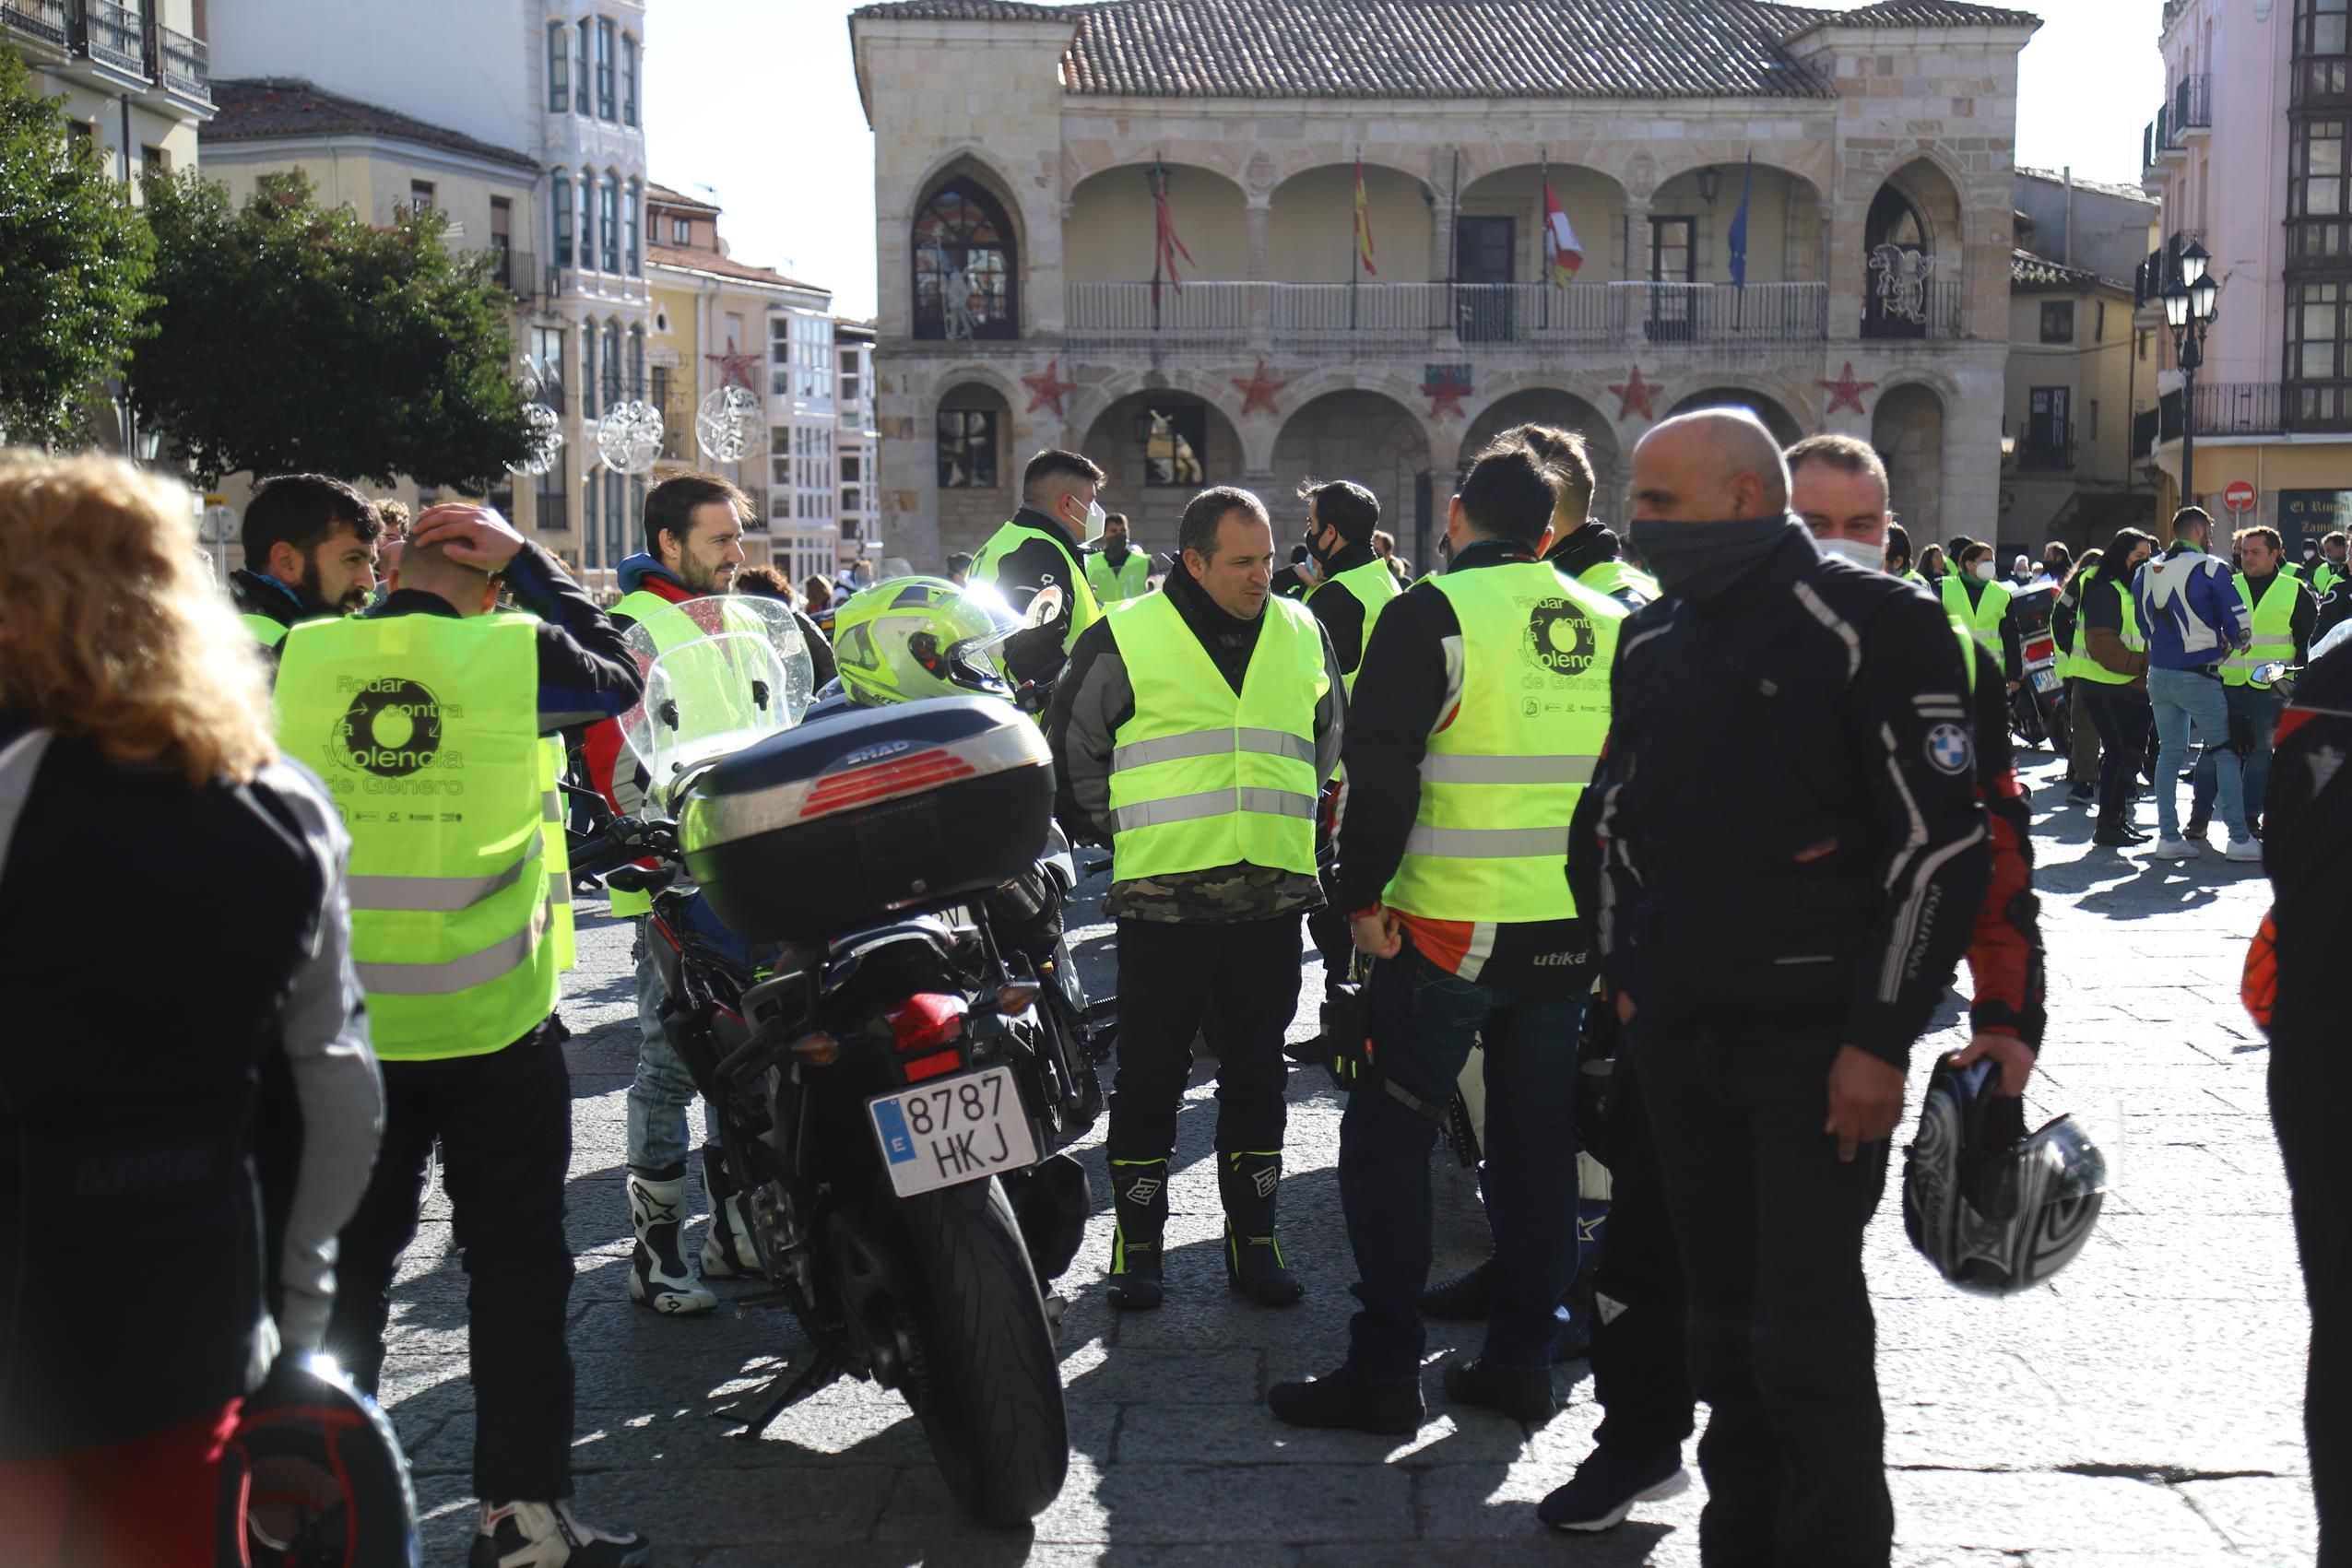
[1021,359,1079,418]
[1420,364,1473,421]
[705,336,762,392]
[1232,359,1294,418]
[1608,364,1661,423]
[1819,360,1879,417]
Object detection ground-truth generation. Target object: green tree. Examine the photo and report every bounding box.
[0,50,154,448]
[135,170,532,489]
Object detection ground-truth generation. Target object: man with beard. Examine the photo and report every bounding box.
[230,473,384,659]
[579,473,760,1316]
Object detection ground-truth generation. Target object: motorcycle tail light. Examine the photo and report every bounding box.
[788,1032,840,1066]
[886,993,966,1054]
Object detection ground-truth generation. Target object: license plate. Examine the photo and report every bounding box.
[868,1066,1038,1197]
[2031,668,2060,693]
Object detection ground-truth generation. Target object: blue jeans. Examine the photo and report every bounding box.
[2192,682,2287,830]
[1340,938,1585,1374]
[2148,666,2246,839]
[625,937,699,1175]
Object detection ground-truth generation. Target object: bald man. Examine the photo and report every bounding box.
[1558,410,1988,1562]
[310,503,654,1562]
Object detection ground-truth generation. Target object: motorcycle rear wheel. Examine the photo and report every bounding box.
[897,1175,1070,1525]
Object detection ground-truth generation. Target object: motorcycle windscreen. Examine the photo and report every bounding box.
[619,595,815,802]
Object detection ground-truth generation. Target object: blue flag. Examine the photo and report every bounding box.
[1727,154,1753,289]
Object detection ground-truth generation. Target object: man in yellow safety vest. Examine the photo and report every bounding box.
[973,448,1110,690]
[227,473,384,663]
[278,504,651,1567]
[2188,524,2319,841]
[1271,441,1624,1437]
[1049,485,1346,1314]
[1085,511,1154,604]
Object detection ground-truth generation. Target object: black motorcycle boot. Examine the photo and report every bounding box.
[697,1143,761,1280]
[1219,1150,1304,1307]
[1106,1154,1171,1311]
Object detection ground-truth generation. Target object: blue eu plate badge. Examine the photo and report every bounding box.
[872,1099,916,1165]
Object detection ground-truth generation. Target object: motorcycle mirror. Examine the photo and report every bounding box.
[2257,661,2290,687]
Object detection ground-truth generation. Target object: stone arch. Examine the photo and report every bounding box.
[1452,160,1629,288]
[1644,158,1827,287]
[908,147,1030,254]
[1872,382,1947,545]
[1860,155,1968,339]
[1268,161,1436,282]
[1063,364,1253,459]
[932,376,1020,555]
[1460,387,1623,509]
[910,162,1024,342]
[1077,387,1247,553]
[1065,162,1249,282]
[1666,383,1807,448]
[1272,388,1438,571]
[1262,366,1442,472]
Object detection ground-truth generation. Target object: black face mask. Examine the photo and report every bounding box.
[1627,515,1801,603]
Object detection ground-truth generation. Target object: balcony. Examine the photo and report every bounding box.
[2137,383,2344,455]
[1060,278,1831,357]
[2,0,70,53]
[146,18,207,104]
[1861,278,1966,341]
[2172,74,2211,140]
[491,246,536,308]
[72,0,148,80]
[2015,422,2075,472]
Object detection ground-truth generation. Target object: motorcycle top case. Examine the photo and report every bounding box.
[680,695,1055,941]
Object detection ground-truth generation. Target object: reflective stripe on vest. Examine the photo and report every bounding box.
[1576,557,1661,603]
[276,612,558,1060]
[2072,574,2145,686]
[972,521,1102,654]
[1308,558,1403,690]
[1085,548,1152,604]
[1103,593,1324,880]
[540,737,576,970]
[2223,572,2300,688]
[1940,574,2011,659]
[1384,561,1622,923]
[243,612,291,649]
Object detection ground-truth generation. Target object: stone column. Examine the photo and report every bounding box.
[1246,195,1272,350]
[1622,200,1650,354]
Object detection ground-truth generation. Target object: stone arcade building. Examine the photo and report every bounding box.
[849,0,2039,570]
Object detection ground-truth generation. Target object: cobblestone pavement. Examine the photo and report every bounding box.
[383,752,2313,1565]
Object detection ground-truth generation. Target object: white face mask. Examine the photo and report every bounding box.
[1072,496,1107,543]
[1973,560,1998,582]
[1815,536,1884,572]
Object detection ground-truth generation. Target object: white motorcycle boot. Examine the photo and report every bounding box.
[626,1166,716,1315]
[697,1142,762,1279]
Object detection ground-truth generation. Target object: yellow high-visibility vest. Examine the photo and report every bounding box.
[277,612,559,1060]
[1102,593,1325,882]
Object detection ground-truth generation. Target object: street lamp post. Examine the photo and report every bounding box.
[2163,240,2220,513]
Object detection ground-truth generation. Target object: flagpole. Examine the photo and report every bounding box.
[1540,146,1550,334]
[1350,145,1360,332]
[1151,159,1164,335]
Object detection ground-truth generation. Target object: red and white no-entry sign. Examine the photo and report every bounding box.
[2223,480,2258,514]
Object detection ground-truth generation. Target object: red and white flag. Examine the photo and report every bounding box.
[1543,179,1582,286]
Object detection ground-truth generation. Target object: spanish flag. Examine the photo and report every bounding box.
[1353,157,1377,277]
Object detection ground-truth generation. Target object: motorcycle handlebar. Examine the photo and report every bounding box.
[570,815,680,880]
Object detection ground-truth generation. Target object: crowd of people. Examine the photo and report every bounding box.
[1,407,2346,1568]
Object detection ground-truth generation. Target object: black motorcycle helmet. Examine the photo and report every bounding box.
[232,1352,420,1568]
[1902,1053,2106,1296]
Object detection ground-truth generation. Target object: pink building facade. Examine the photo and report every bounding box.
[2138,0,2352,546]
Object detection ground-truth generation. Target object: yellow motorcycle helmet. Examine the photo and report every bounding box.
[831,575,1022,707]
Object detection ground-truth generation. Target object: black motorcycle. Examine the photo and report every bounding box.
[589,597,1090,1525]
